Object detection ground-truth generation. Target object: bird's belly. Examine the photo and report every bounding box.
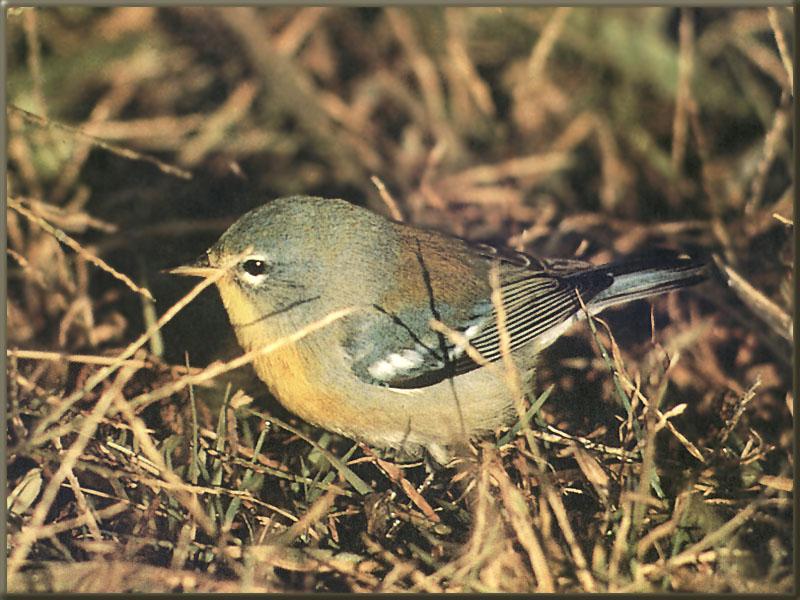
[253,345,520,456]
[250,346,352,430]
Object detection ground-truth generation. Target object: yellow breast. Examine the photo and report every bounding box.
[215,276,354,431]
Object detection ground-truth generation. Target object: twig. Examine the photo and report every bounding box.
[489,263,525,421]
[8,104,192,179]
[445,8,495,117]
[8,348,152,369]
[386,8,449,135]
[126,307,357,413]
[527,7,571,83]
[371,175,404,222]
[712,254,792,342]
[490,458,555,591]
[671,8,694,175]
[110,388,217,537]
[7,365,138,586]
[367,449,440,523]
[8,197,154,301]
[178,80,259,166]
[489,265,595,591]
[273,7,329,56]
[634,501,763,581]
[766,7,793,91]
[6,248,49,289]
[744,103,789,216]
[22,8,47,117]
[244,407,372,496]
[272,488,340,546]
[64,468,103,542]
[12,501,129,541]
[28,259,230,447]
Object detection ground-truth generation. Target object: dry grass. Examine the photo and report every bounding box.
[5,6,793,593]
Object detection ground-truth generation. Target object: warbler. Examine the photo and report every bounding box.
[171,195,707,463]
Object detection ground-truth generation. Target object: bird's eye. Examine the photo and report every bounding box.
[242,259,267,277]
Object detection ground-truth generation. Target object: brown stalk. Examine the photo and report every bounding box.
[8,105,192,179]
[7,364,139,586]
[8,197,154,301]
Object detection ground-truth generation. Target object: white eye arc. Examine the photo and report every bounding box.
[239,255,269,285]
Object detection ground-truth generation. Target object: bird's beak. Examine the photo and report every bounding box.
[165,253,220,278]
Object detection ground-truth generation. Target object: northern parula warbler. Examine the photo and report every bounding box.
[171,195,707,463]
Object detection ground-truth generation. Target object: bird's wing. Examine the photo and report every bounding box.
[461,267,612,365]
[342,243,613,389]
[342,304,483,389]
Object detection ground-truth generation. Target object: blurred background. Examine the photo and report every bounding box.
[6,6,794,593]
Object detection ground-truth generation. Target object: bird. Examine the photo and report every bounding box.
[170,195,707,464]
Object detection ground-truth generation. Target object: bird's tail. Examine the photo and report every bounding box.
[587,250,708,312]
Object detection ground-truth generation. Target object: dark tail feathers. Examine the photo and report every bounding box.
[587,249,708,310]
